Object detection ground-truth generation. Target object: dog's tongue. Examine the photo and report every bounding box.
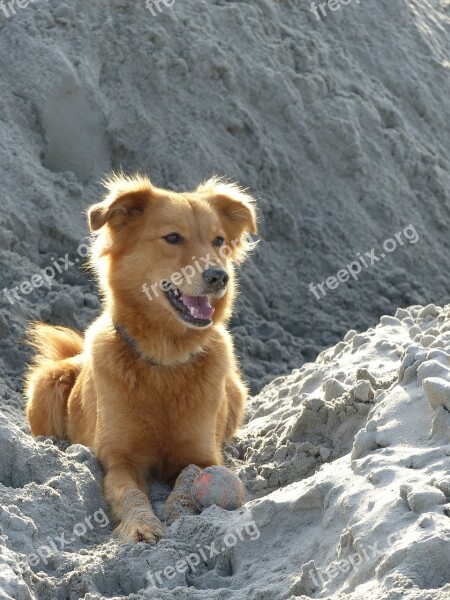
[181,293,215,320]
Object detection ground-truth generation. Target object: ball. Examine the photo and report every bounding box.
[192,466,244,511]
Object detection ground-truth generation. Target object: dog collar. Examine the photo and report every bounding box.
[114,323,160,366]
[114,323,201,367]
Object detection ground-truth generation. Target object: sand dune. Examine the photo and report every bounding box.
[1,1,450,598]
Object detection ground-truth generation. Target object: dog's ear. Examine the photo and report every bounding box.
[88,194,146,232]
[88,175,153,232]
[198,178,258,261]
[213,192,257,236]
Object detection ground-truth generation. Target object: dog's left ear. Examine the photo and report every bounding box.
[200,179,258,263]
[213,191,257,236]
[199,179,258,259]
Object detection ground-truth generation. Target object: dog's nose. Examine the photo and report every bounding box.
[203,268,229,291]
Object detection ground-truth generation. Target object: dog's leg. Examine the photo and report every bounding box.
[223,374,247,440]
[164,464,202,524]
[103,464,165,544]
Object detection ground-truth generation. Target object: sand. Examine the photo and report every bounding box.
[1,0,450,598]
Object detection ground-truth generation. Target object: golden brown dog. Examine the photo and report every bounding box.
[24,174,257,543]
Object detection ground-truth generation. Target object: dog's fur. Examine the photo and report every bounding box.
[24,174,257,543]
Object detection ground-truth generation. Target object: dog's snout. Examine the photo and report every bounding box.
[203,268,229,291]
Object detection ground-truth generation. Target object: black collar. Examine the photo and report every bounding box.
[114,323,160,366]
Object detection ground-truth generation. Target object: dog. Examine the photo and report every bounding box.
[24,174,257,543]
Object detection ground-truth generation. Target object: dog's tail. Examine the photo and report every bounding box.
[24,323,84,439]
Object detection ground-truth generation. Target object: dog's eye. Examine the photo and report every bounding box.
[213,236,225,248]
[163,233,183,245]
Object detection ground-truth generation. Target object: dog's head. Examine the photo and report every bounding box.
[88,174,257,332]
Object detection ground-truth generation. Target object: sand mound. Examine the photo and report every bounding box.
[1,0,450,598]
[3,305,450,599]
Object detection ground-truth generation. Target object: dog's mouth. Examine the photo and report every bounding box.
[164,284,215,327]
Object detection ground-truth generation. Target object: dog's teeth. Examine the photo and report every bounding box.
[190,307,195,317]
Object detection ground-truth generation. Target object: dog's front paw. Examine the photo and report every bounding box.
[116,514,166,544]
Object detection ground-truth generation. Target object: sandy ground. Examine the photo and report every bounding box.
[1,0,450,598]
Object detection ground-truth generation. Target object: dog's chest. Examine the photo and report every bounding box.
[104,344,230,476]
[134,360,224,431]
